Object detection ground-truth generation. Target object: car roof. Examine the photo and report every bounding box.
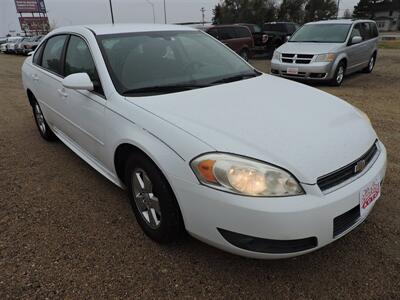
[306,19,375,25]
[52,23,197,35]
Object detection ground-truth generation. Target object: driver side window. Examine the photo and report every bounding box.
[350,24,362,40]
[64,35,104,96]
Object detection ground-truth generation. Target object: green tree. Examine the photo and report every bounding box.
[212,0,278,25]
[278,0,306,23]
[353,0,379,19]
[304,0,337,22]
[212,4,223,24]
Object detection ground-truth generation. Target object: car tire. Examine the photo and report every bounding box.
[330,61,346,86]
[363,54,376,73]
[125,152,184,243]
[240,49,249,61]
[32,100,57,141]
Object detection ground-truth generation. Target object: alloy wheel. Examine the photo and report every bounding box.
[34,103,46,134]
[131,168,161,229]
[336,66,344,84]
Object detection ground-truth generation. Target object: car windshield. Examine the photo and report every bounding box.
[97,30,259,96]
[289,24,351,43]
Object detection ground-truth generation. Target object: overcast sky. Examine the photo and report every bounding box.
[1,0,359,37]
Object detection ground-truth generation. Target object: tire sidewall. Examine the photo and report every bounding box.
[125,153,183,243]
[332,62,345,86]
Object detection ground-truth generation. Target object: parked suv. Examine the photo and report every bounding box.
[271,20,379,85]
[204,25,254,60]
[263,22,299,56]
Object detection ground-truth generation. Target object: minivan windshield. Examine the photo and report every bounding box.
[97,30,259,96]
[289,24,351,43]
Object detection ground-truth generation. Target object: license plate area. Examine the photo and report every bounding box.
[360,176,381,216]
[286,67,298,75]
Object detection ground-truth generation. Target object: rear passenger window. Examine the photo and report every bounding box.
[207,28,219,39]
[234,27,251,38]
[359,23,371,40]
[64,35,103,95]
[41,35,68,75]
[370,23,379,38]
[218,28,235,40]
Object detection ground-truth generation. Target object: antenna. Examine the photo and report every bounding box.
[109,0,115,24]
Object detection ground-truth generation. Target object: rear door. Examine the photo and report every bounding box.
[358,22,373,65]
[60,34,106,160]
[31,34,69,132]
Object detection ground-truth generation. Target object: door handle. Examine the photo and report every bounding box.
[31,74,39,81]
[57,88,68,98]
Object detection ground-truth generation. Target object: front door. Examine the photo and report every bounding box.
[59,35,106,161]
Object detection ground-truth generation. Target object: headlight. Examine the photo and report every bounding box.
[190,153,304,197]
[272,51,281,60]
[314,53,336,62]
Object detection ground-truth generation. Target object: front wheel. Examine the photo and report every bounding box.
[363,55,376,73]
[125,152,184,243]
[330,61,346,86]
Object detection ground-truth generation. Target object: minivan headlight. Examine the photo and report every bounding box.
[314,53,336,62]
[190,153,304,197]
[272,50,281,60]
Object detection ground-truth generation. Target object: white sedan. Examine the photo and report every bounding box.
[21,24,386,259]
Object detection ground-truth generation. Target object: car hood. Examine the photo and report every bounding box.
[278,42,342,54]
[129,75,376,184]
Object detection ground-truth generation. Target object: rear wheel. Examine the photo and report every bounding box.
[32,100,57,141]
[363,54,376,73]
[330,61,346,86]
[125,152,184,243]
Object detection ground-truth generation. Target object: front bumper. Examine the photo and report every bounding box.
[170,142,387,259]
[271,58,336,81]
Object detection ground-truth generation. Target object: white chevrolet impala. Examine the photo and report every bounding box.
[22,24,387,259]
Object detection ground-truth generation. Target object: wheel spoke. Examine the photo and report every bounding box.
[148,194,161,215]
[147,208,157,226]
[132,172,145,192]
[142,173,153,193]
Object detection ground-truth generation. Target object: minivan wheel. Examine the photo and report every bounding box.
[363,55,375,73]
[125,152,184,243]
[331,62,346,86]
[32,100,57,141]
[240,49,249,61]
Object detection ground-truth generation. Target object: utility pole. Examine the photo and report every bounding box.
[145,0,156,23]
[200,7,206,27]
[337,0,341,19]
[163,0,167,24]
[109,0,115,24]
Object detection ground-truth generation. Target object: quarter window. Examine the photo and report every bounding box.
[234,27,251,38]
[64,35,103,95]
[41,35,68,75]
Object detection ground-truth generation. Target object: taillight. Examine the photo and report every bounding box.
[262,34,268,44]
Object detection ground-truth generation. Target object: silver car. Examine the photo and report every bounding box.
[271,19,379,86]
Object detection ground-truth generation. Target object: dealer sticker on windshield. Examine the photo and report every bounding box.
[286,67,298,75]
[360,177,381,216]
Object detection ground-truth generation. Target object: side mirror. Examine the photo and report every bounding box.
[351,36,362,45]
[62,73,93,91]
[286,35,291,41]
[28,51,34,56]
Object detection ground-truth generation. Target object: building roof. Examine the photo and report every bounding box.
[374,0,400,12]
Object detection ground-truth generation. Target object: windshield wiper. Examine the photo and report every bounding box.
[209,72,260,85]
[122,84,208,96]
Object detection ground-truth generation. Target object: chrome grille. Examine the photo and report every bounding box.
[281,53,314,64]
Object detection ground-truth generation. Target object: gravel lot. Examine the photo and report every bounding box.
[0,50,399,299]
